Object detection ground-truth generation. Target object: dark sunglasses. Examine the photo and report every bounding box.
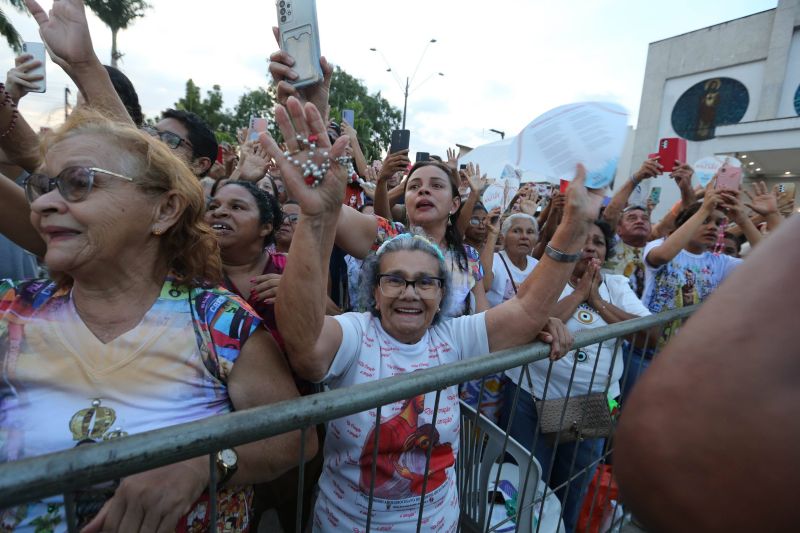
[141,125,193,150]
[24,166,133,203]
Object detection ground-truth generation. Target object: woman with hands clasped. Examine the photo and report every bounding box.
[500,219,652,533]
[267,96,601,532]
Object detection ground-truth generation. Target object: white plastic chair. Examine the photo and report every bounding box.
[458,400,565,533]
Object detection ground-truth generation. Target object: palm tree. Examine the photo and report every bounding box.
[85,0,150,67]
[0,0,28,53]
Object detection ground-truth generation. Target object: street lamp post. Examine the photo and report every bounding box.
[489,128,505,139]
[370,39,443,130]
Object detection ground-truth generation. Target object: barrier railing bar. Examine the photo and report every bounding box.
[0,306,696,508]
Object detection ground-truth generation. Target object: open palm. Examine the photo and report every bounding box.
[25,0,96,69]
[260,97,349,217]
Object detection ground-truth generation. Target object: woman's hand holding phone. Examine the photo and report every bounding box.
[269,27,332,121]
[6,54,44,103]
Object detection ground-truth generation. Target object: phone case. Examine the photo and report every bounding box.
[390,129,410,153]
[22,42,46,93]
[716,163,742,191]
[342,109,355,126]
[277,0,323,89]
[649,186,662,204]
[559,179,570,194]
[248,117,268,141]
[656,138,686,173]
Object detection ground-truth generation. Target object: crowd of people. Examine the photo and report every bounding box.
[0,1,792,532]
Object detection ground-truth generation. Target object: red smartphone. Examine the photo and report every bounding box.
[559,179,570,194]
[656,138,686,173]
[715,163,742,190]
[216,146,224,164]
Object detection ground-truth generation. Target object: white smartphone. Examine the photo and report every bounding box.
[22,42,46,93]
[276,0,323,88]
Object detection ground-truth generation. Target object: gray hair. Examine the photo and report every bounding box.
[501,213,539,238]
[357,231,453,326]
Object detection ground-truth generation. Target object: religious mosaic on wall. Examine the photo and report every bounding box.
[671,77,749,141]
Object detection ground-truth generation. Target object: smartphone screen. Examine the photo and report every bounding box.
[649,186,662,204]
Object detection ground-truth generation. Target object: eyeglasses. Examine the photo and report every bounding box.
[282,213,299,224]
[468,216,486,227]
[141,125,193,150]
[377,274,443,299]
[24,166,134,203]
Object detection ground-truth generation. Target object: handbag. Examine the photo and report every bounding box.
[533,392,613,444]
[500,255,614,445]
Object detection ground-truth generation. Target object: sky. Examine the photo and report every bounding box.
[0,0,777,156]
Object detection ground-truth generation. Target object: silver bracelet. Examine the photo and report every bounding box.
[544,244,582,263]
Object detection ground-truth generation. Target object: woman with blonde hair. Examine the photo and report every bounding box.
[0,107,314,532]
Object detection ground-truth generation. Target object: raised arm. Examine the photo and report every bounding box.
[603,158,661,232]
[485,166,600,352]
[340,121,368,178]
[269,97,349,382]
[0,176,46,256]
[645,184,724,268]
[373,150,409,221]
[26,0,133,125]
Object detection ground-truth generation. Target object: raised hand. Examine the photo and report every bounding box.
[379,149,410,181]
[634,157,663,182]
[269,27,333,121]
[446,147,458,170]
[744,181,779,217]
[233,140,271,182]
[563,164,604,225]
[6,54,44,103]
[670,162,694,190]
[25,0,98,73]
[259,97,349,217]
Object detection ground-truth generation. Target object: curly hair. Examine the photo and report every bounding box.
[357,231,452,326]
[40,108,222,286]
[215,180,282,246]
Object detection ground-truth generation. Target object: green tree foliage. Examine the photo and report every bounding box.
[173,67,400,159]
[85,0,149,67]
[328,67,401,162]
[0,0,28,53]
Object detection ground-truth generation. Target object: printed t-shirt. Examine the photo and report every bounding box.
[641,239,742,313]
[313,312,489,533]
[0,277,261,532]
[506,274,650,400]
[486,251,538,308]
[603,236,646,298]
[641,239,742,348]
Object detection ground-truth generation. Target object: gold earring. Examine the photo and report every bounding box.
[152,227,163,236]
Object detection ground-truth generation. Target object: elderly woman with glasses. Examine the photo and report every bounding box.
[269,97,600,533]
[0,106,315,532]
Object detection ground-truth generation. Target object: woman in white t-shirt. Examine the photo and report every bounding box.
[484,213,540,307]
[269,97,602,533]
[500,220,651,533]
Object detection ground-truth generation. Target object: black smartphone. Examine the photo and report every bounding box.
[390,129,410,153]
[416,152,430,162]
[459,164,467,170]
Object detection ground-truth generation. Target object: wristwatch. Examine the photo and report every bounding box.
[215,448,238,486]
[545,244,582,263]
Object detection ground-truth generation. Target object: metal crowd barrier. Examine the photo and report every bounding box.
[0,305,697,532]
